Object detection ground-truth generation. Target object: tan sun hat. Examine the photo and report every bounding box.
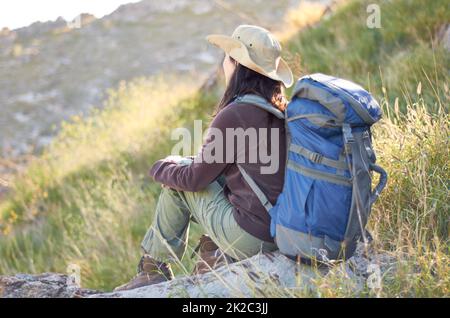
[206,24,294,88]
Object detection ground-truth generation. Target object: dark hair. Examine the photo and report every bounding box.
[215,55,287,116]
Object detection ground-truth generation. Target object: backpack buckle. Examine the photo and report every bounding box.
[342,124,355,144]
[342,124,355,155]
[309,152,323,164]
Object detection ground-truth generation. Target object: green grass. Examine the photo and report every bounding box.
[307,91,449,297]
[0,75,220,290]
[0,0,448,295]
[283,0,449,110]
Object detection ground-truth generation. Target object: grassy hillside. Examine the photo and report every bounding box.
[283,0,449,108]
[0,75,220,290]
[0,0,448,295]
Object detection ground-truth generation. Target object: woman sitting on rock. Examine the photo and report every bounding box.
[115,24,293,291]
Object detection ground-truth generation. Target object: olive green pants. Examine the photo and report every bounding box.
[141,179,277,262]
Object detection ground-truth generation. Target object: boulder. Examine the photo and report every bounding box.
[0,243,395,298]
[0,273,99,298]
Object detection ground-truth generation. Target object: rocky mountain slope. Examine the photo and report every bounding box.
[0,0,306,157]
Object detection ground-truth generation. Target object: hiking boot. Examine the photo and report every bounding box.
[113,255,174,291]
[191,234,235,276]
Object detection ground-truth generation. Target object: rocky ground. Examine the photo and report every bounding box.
[0,243,396,298]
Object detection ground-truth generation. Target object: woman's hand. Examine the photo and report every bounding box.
[161,155,194,165]
[153,155,194,190]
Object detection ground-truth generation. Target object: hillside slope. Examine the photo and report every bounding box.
[0,0,303,156]
[0,0,448,296]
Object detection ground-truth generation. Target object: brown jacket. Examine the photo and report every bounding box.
[149,100,286,242]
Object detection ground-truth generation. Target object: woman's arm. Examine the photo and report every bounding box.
[149,106,237,192]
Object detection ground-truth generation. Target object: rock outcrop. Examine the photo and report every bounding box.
[0,243,395,298]
[0,273,99,298]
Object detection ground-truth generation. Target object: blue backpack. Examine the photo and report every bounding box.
[234,73,388,262]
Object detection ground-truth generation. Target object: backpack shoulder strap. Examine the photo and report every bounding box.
[234,94,285,119]
[235,94,285,212]
[236,164,272,212]
[233,94,284,213]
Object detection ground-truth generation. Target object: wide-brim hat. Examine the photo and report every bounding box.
[206,24,294,88]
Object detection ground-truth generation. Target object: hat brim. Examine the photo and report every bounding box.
[206,34,294,88]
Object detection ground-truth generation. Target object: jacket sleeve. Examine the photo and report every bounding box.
[149,105,238,192]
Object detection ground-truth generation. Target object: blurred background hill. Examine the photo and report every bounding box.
[0,0,312,157]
